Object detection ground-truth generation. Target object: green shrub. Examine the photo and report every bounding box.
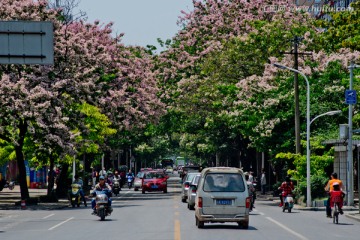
[296,175,328,202]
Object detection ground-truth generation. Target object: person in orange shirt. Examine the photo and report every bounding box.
[324,172,343,218]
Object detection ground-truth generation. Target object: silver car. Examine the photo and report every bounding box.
[181,172,199,203]
[187,174,201,210]
[134,172,145,191]
[195,167,250,229]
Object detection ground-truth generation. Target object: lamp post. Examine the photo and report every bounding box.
[310,110,342,125]
[273,63,311,207]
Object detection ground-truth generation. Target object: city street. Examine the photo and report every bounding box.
[1,175,360,240]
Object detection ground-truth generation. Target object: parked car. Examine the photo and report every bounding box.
[181,172,199,203]
[142,171,169,194]
[187,174,201,210]
[194,167,251,229]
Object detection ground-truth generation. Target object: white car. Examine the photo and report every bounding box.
[195,167,251,229]
[165,167,173,174]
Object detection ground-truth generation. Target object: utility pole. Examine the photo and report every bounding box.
[347,62,360,206]
[281,36,312,154]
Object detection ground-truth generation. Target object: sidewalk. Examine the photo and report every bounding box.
[0,185,70,210]
[256,192,360,222]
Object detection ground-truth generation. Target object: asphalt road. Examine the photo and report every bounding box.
[1,175,360,240]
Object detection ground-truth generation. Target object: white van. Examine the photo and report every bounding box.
[194,167,251,229]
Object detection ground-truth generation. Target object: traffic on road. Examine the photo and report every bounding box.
[1,170,360,240]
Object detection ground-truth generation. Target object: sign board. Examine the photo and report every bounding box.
[345,90,357,104]
[0,21,54,65]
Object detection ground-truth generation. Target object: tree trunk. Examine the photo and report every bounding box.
[216,152,220,167]
[56,163,69,198]
[47,154,55,197]
[15,120,29,200]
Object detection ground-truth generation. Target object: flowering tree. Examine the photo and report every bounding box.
[156,0,312,165]
[0,0,164,200]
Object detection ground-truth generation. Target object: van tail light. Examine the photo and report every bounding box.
[198,197,203,208]
[191,187,196,193]
[246,197,251,209]
[185,183,190,188]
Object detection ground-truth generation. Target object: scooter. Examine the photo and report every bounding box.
[69,183,82,207]
[127,175,134,189]
[112,179,120,196]
[0,179,15,191]
[282,194,294,213]
[93,189,112,221]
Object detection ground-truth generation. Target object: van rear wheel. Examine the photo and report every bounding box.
[196,217,204,228]
[238,221,249,229]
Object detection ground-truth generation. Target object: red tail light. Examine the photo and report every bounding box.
[185,183,190,188]
[246,197,251,209]
[191,188,196,193]
[198,197,203,208]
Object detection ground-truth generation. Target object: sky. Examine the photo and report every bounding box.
[75,0,194,50]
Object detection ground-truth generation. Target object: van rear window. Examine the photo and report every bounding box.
[203,173,245,192]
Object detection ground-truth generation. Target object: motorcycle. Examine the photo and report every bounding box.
[0,179,15,191]
[127,175,134,189]
[69,183,82,207]
[112,179,120,196]
[93,189,112,221]
[282,194,294,213]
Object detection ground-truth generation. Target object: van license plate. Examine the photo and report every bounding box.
[216,199,231,205]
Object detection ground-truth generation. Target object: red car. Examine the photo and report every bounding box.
[142,171,169,194]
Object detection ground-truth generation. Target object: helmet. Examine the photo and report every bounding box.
[99,176,105,180]
[333,182,339,186]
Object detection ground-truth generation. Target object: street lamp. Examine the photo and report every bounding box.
[273,63,311,207]
[310,110,342,125]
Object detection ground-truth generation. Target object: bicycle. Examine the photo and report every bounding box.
[332,196,342,224]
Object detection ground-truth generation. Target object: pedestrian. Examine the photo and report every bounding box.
[324,172,343,218]
[91,168,97,187]
[260,169,266,195]
[248,171,254,183]
[99,167,107,178]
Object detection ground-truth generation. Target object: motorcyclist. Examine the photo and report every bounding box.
[278,176,294,207]
[245,173,256,211]
[71,174,87,207]
[91,175,112,213]
[126,169,134,187]
[112,170,121,191]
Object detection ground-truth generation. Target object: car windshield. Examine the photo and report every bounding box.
[203,173,245,192]
[145,172,165,179]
